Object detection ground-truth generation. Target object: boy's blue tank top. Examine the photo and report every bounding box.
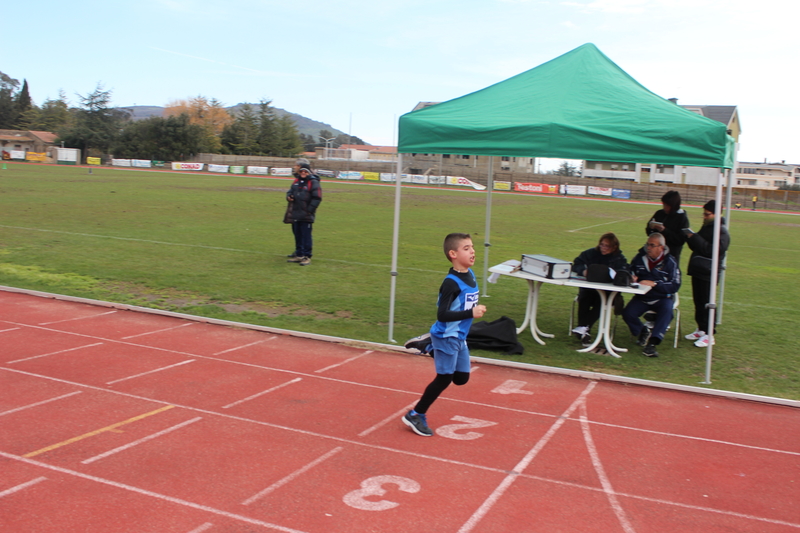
[430,269,479,340]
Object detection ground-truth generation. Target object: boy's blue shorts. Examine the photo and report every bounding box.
[430,335,471,375]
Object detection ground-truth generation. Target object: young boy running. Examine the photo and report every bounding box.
[402,233,487,437]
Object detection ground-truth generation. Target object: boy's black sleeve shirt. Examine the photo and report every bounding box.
[436,269,477,323]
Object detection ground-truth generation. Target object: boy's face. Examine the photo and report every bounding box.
[448,238,475,270]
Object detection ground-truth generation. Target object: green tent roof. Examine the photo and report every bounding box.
[398,43,734,169]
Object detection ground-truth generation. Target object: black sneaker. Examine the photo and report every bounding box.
[637,327,652,346]
[403,411,433,436]
[643,343,659,357]
[580,334,592,347]
[404,333,431,354]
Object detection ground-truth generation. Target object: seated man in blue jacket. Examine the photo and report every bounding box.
[622,233,681,357]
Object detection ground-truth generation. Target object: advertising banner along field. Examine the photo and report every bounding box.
[172,162,204,171]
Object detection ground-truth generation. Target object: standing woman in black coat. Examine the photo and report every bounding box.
[286,161,322,266]
[684,200,730,348]
[646,190,690,264]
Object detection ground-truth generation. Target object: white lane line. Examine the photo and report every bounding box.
[9,358,800,533]
[222,378,303,409]
[122,322,195,339]
[0,224,442,273]
[186,523,214,533]
[5,355,797,458]
[0,391,82,417]
[10,354,794,457]
[213,337,274,355]
[38,310,118,325]
[358,403,417,438]
[583,419,800,457]
[2,359,796,530]
[611,489,800,529]
[457,381,598,533]
[514,472,800,529]
[579,401,636,533]
[568,218,638,232]
[242,447,344,506]
[314,350,373,373]
[0,476,48,498]
[0,225,261,254]
[7,343,104,364]
[0,327,21,334]
[1,451,310,533]
[0,323,567,420]
[106,359,195,385]
[82,417,203,464]
[2,366,512,475]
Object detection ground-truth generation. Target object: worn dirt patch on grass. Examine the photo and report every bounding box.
[102,281,349,319]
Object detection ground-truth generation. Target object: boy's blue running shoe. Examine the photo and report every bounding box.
[403,411,433,437]
[404,333,432,356]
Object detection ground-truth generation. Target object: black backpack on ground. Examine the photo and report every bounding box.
[467,316,524,355]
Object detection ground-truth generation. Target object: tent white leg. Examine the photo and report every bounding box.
[717,142,738,323]
[388,153,403,343]
[482,157,494,297]
[702,172,725,384]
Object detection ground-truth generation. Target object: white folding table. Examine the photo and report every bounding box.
[489,260,651,358]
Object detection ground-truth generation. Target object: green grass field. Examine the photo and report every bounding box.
[1,162,797,399]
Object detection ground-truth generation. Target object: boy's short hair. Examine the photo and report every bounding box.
[443,232,472,260]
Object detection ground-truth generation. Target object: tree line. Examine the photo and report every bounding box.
[0,71,363,162]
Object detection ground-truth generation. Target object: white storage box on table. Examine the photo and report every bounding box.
[520,254,572,279]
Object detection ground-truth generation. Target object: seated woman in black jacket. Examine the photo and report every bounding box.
[571,232,628,346]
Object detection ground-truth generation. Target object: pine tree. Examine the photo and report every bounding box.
[0,70,20,129]
[13,79,33,128]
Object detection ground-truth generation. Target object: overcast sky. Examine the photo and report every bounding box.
[5,0,798,165]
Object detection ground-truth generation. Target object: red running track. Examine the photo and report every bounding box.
[1,288,799,532]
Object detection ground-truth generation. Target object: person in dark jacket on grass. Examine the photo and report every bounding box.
[646,190,690,264]
[622,233,681,358]
[570,232,628,346]
[286,160,322,266]
[684,200,730,348]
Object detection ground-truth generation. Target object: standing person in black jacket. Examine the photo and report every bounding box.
[646,190,690,264]
[286,161,322,266]
[570,232,628,345]
[684,200,730,348]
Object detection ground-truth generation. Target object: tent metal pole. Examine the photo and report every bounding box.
[388,153,403,343]
[702,172,724,384]
[717,142,738,323]
[482,157,494,296]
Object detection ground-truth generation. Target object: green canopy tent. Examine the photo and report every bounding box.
[389,43,734,382]
[398,43,734,166]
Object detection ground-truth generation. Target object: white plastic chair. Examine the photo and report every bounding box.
[671,293,681,348]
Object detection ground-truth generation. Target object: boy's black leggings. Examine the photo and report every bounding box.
[414,372,470,414]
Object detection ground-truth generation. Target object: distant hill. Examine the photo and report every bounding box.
[118,104,355,143]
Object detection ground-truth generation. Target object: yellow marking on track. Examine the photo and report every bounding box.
[23,405,175,458]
